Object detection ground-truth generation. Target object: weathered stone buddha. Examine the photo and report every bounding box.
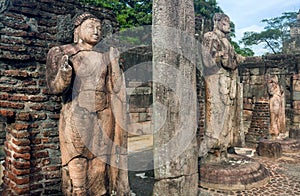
[46,13,129,195]
[266,74,286,139]
[200,13,245,160]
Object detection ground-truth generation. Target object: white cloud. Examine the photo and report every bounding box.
[218,1,299,28]
[234,25,264,41]
[249,44,270,56]
[217,0,299,55]
[233,25,269,56]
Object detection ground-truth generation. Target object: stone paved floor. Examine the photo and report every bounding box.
[199,151,300,196]
[128,136,300,196]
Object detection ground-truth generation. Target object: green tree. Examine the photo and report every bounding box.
[80,0,253,55]
[194,0,222,19]
[231,41,254,56]
[194,0,253,56]
[240,11,298,54]
[79,0,152,30]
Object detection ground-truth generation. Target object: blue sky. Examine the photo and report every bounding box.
[217,0,300,55]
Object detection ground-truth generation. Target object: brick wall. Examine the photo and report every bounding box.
[0,116,5,159]
[240,54,300,147]
[0,0,117,194]
[196,69,205,145]
[245,100,270,147]
[1,0,299,193]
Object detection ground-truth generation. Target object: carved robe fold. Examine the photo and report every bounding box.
[46,44,129,195]
[200,31,242,155]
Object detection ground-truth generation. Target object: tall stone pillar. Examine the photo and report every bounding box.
[290,62,300,139]
[290,11,300,131]
[152,0,198,195]
[292,69,300,129]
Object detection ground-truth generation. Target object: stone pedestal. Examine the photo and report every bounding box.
[257,139,282,158]
[199,154,269,190]
[275,138,300,153]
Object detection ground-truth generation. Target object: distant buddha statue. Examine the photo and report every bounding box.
[266,74,286,139]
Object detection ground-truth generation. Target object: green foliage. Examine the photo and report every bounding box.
[194,0,251,55]
[262,12,297,39]
[194,0,222,18]
[231,40,254,57]
[240,11,297,54]
[241,29,281,54]
[80,0,250,55]
[79,0,152,30]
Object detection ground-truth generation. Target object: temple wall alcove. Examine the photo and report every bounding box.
[0,0,118,194]
[239,54,300,147]
[121,46,153,137]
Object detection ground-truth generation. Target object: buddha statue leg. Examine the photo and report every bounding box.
[68,157,87,195]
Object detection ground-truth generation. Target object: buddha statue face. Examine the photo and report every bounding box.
[213,13,231,34]
[77,18,102,46]
[267,76,280,96]
[218,16,231,34]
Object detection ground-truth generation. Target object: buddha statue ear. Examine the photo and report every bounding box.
[74,26,80,43]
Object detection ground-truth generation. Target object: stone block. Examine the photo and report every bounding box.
[153,173,198,196]
[128,81,143,88]
[293,80,300,91]
[251,85,267,98]
[243,103,253,110]
[139,87,152,95]
[250,76,264,85]
[293,91,300,101]
[275,138,300,153]
[293,115,300,123]
[289,129,300,139]
[139,113,148,122]
[249,68,260,75]
[292,108,300,115]
[293,100,300,110]
[269,68,282,75]
[256,139,282,158]
[129,113,140,123]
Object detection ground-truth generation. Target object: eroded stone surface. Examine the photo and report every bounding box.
[46,13,129,195]
[152,0,198,194]
[200,13,245,158]
[257,139,282,158]
[266,74,286,138]
[199,151,300,196]
[273,138,300,153]
[289,128,300,139]
[199,154,269,191]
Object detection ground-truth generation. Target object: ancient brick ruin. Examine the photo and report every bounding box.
[0,0,299,195]
[240,54,300,146]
